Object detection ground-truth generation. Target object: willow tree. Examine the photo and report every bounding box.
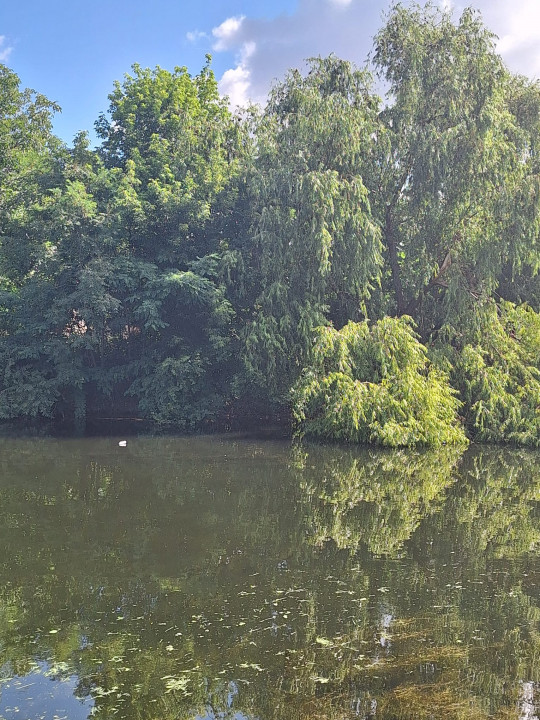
[293,317,466,447]
[289,4,540,446]
[240,56,382,403]
[370,3,540,334]
[364,3,540,445]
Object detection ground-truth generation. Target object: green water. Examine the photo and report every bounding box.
[0,435,539,719]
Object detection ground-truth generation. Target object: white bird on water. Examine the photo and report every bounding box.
[118,440,127,447]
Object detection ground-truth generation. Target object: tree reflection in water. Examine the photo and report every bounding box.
[0,436,538,719]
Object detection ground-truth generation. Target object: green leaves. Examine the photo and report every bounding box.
[0,60,241,428]
[96,62,241,266]
[293,317,467,447]
[442,301,540,446]
[241,56,382,401]
[2,14,540,442]
[371,3,540,333]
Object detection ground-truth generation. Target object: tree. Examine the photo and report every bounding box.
[0,64,62,284]
[0,66,77,422]
[92,60,246,427]
[292,316,466,446]
[369,2,540,444]
[0,60,246,428]
[239,56,382,403]
[370,3,540,336]
[441,300,540,446]
[292,4,540,446]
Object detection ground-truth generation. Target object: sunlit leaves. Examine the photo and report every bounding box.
[293,317,466,446]
[441,300,540,445]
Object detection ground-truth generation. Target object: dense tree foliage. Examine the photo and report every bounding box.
[0,62,244,428]
[2,3,540,445]
[240,56,382,401]
[293,317,466,446]
[371,5,536,322]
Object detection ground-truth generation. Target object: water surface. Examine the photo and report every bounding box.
[0,435,539,719]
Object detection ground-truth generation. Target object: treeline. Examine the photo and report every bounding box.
[2,3,540,446]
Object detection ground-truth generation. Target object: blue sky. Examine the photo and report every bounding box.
[2,0,540,146]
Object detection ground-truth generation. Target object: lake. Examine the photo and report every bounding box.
[0,434,539,719]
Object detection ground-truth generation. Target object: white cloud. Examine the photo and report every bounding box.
[478,0,540,79]
[212,16,245,52]
[0,35,13,63]
[186,30,208,43]
[220,64,251,107]
[211,0,382,108]
[218,40,256,107]
[207,0,540,110]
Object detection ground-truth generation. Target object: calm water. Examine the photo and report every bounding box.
[0,435,539,719]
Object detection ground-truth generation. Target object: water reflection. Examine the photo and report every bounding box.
[294,444,463,554]
[0,436,539,718]
[0,661,94,720]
